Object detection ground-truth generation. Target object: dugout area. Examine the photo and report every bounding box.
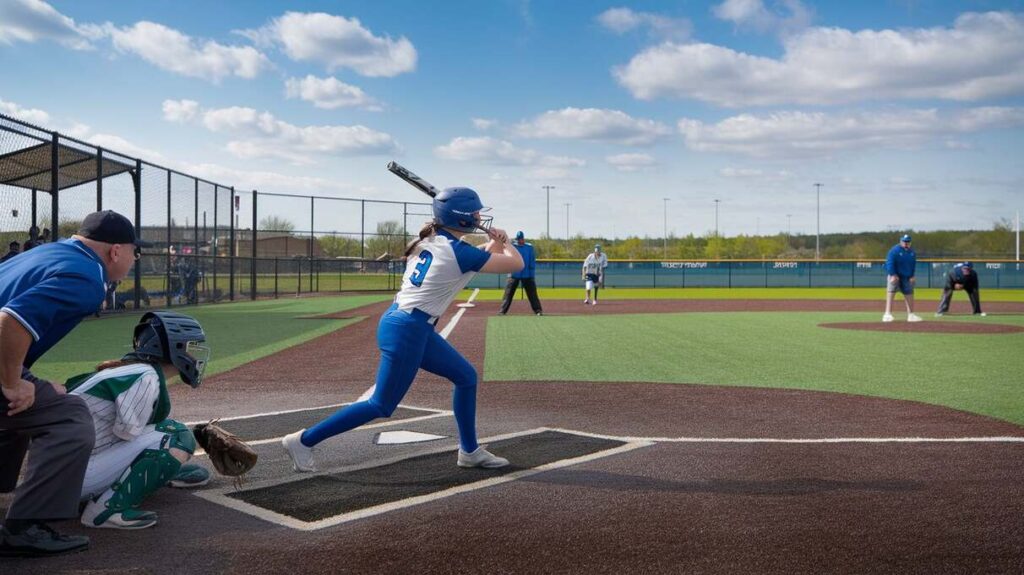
[4,297,1024,575]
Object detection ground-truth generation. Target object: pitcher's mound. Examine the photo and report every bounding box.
[819,322,1024,334]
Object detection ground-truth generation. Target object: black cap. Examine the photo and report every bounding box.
[78,210,151,247]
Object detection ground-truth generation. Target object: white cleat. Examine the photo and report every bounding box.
[282,429,317,472]
[907,313,923,323]
[583,298,590,304]
[979,312,987,317]
[882,313,894,323]
[457,446,509,469]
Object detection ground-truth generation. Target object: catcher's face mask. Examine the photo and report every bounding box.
[185,340,210,387]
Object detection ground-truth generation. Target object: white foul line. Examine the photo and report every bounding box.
[545,428,1024,444]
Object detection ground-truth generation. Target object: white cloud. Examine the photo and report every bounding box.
[677,107,1024,158]
[106,21,270,83]
[596,7,691,41]
[85,133,165,161]
[284,75,379,110]
[163,101,398,164]
[616,11,1024,106]
[515,107,672,145]
[185,163,349,194]
[0,0,102,50]
[472,118,497,131]
[0,98,51,125]
[242,11,416,77]
[718,167,793,181]
[712,0,811,34]
[162,99,200,123]
[435,137,585,168]
[606,153,656,172]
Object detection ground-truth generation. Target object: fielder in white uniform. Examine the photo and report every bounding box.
[582,244,609,305]
[68,312,210,530]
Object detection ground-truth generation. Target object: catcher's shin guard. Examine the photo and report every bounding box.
[84,448,182,527]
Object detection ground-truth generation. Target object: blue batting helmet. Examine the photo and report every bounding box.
[962,261,973,269]
[515,231,524,240]
[432,187,492,232]
[900,234,912,242]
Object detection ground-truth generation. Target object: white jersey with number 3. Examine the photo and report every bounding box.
[394,229,490,318]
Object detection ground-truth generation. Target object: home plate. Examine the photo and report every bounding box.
[456,303,476,308]
[375,430,447,445]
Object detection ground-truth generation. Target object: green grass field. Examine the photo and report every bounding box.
[29,290,1024,427]
[34,294,391,384]
[465,286,1024,302]
[485,311,1024,425]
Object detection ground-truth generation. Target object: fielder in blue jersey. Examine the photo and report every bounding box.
[882,234,922,323]
[282,187,524,472]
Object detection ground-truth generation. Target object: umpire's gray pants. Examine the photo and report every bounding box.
[0,375,95,521]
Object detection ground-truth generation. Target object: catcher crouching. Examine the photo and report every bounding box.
[66,311,255,530]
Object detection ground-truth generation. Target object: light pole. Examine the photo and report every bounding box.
[713,199,721,237]
[814,183,822,260]
[662,198,670,258]
[786,214,792,236]
[542,185,555,238]
[564,203,571,243]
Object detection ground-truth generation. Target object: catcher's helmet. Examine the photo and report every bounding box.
[124,311,209,388]
[433,187,492,232]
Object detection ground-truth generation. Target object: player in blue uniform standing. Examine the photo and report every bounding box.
[883,234,922,323]
[282,187,524,472]
[498,231,543,316]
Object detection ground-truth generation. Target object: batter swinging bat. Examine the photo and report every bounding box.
[386,161,503,241]
[387,161,440,199]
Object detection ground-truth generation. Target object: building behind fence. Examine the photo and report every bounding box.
[0,112,433,310]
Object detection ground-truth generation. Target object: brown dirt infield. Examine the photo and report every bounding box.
[820,321,1024,334]
[5,298,1023,575]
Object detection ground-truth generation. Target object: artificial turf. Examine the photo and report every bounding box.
[34,294,391,384]
[466,287,1024,302]
[484,311,1024,426]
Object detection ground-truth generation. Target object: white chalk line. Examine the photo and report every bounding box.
[545,427,1024,444]
[193,427,652,531]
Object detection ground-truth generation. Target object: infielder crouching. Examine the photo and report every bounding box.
[70,312,211,530]
[936,261,985,317]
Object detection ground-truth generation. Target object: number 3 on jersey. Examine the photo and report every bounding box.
[409,250,433,287]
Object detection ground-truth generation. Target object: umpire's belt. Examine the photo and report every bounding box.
[398,306,439,325]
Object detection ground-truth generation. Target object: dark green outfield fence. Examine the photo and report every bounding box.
[467,260,1024,290]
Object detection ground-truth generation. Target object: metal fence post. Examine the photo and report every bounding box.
[133,159,142,309]
[166,170,172,307]
[309,196,314,293]
[360,199,366,259]
[50,132,58,238]
[193,178,199,261]
[229,186,235,301]
[213,185,218,299]
[251,190,257,300]
[96,147,103,211]
[274,257,278,299]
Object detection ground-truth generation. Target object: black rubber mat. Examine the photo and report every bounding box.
[229,430,626,522]
[211,406,438,442]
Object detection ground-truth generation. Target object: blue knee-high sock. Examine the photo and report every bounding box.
[301,401,383,447]
[453,385,478,453]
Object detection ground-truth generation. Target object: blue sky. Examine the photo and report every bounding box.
[1,0,1022,239]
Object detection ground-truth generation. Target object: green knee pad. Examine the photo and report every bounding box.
[96,447,182,521]
[157,418,196,454]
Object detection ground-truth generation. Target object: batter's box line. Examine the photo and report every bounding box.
[186,403,454,451]
[192,427,653,531]
[545,427,1024,444]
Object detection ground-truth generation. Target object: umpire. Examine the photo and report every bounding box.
[0,210,148,557]
[498,231,543,316]
[936,261,986,317]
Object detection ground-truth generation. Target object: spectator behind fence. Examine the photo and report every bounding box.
[22,226,40,251]
[0,241,20,263]
[0,210,149,558]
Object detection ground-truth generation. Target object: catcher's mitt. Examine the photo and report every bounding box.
[193,421,258,485]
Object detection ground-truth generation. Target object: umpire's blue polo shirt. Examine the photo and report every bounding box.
[0,239,107,367]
